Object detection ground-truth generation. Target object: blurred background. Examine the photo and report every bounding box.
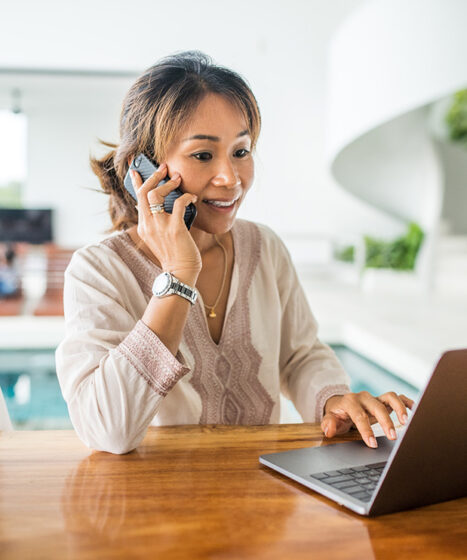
[1,0,466,429]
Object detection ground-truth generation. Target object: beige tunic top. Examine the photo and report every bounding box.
[55,219,350,454]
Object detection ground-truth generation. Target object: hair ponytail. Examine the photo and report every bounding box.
[90,141,138,232]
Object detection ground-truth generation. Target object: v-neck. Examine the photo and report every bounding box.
[122,223,239,350]
[196,234,238,349]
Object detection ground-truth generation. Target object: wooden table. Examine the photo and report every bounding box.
[0,425,465,559]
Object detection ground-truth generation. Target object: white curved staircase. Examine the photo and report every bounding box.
[326,0,467,288]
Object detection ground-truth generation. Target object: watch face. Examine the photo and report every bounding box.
[153,272,171,296]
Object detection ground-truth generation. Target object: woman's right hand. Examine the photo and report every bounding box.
[130,162,202,281]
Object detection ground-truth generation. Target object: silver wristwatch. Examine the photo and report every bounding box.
[152,271,198,305]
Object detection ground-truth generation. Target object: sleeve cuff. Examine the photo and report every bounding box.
[116,319,190,396]
[314,384,351,423]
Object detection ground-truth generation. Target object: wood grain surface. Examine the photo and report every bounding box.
[0,424,465,559]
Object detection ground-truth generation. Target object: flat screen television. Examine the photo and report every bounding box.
[0,208,53,244]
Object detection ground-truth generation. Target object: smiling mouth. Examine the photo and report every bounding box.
[202,196,240,208]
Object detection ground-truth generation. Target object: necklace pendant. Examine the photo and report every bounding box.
[209,309,217,318]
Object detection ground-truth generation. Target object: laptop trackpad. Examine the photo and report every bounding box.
[309,437,395,472]
[260,437,395,478]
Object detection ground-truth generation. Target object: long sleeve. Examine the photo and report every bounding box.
[0,388,12,431]
[263,229,351,422]
[55,244,190,454]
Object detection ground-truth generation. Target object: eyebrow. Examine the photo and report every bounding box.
[181,129,249,142]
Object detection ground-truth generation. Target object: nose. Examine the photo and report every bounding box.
[211,157,241,189]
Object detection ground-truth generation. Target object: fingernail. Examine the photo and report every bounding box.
[390,429,397,440]
[402,414,408,424]
[369,437,378,448]
[159,162,167,169]
[172,172,180,180]
[192,195,198,202]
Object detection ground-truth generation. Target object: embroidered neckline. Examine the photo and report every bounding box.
[184,221,273,424]
[113,223,240,349]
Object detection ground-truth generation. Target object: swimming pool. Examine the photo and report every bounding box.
[331,345,419,400]
[0,345,419,429]
[0,349,72,430]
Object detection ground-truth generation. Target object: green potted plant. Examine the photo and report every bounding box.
[334,223,425,292]
[445,88,467,147]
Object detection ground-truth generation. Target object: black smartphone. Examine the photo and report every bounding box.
[123,153,197,230]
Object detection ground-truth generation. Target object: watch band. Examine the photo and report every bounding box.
[152,272,198,305]
[168,277,198,305]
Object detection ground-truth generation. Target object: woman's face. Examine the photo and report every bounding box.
[164,93,254,235]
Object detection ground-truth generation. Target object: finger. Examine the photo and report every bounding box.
[132,163,168,213]
[130,168,144,189]
[328,395,378,448]
[171,193,198,223]
[400,394,415,410]
[131,170,143,212]
[321,412,337,438]
[321,412,353,438]
[133,162,168,195]
[348,407,377,448]
[360,391,397,441]
[378,392,409,425]
[147,172,182,205]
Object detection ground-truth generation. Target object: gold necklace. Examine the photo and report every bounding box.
[203,234,228,319]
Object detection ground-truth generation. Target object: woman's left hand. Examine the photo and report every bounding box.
[321,391,415,448]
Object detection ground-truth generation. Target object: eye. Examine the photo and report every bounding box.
[235,149,250,158]
[192,152,212,161]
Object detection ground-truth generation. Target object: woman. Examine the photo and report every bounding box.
[55,51,413,454]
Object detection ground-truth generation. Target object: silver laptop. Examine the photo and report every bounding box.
[260,349,467,516]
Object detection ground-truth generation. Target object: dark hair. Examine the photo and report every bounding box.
[90,50,261,232]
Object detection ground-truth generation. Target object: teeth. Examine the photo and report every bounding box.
[205,197,238,207]
[210,201,234,207]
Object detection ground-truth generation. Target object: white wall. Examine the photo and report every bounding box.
[437,140,467,235]
[0,75,131,246]
[0,0,406,250]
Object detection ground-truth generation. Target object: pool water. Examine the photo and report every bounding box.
[331,345,419,401]
[0,349,72,430]
[0,345,419,430]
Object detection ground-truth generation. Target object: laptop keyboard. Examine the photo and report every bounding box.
[309,462,387,502]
